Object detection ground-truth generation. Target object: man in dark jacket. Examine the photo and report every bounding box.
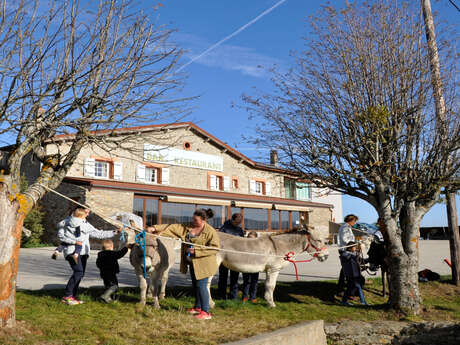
[340,241,368,306]
[217,213,244,299]
[96,239,129,303]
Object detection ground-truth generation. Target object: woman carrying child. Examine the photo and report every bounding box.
[58,207,120,305]
[151,208,219,320]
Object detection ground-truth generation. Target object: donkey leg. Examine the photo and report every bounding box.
[264,269,280,308]
[151,271,161,309]
[159,268,169,300]
[136,269,148,306]
[207,276,215,309]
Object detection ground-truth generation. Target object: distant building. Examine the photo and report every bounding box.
[14,122,341,240]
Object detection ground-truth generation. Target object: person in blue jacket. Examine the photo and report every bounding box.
[340,241,369,306]
[217,213,244,299]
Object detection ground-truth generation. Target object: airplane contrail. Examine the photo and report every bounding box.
[176,0,288,73]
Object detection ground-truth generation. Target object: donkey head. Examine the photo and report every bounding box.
[304,228,329,262]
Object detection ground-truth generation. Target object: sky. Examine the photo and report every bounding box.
[134,0,460,227]
[136,0,460,227]
[6,0,453,226]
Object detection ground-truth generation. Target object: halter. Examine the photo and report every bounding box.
[284,233,327,280]
[304,233,327,257]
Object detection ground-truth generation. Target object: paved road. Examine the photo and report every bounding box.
[17,240,451,291]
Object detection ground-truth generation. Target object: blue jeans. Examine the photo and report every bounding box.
[218,264,240,299]
[64,254,88,297]
[190,265,210,313]
[342,277,366,304]
[242,273,259,300]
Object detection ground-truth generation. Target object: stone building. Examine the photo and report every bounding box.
[26,122,341,240]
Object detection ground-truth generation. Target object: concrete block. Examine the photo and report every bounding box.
[221,320,326,345]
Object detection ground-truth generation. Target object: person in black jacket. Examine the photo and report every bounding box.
[96,239,129,303]
[340,241,369,306]
[217,213,244,299]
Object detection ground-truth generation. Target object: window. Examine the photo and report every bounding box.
[249,179,270,195]
[244,208,269,230]
[161,202,195,224]
[296,182,311,201]
[133,196,159,227]
[284,179,296,199]
[271,210,280,230]
[95,161,109,178]
[232,177,238,190]
[292,212,300,229]
[145,167,158,183]
[281,211,290,230]
[197,204,225,229]
[209,174,226,191]
[255,181,263,195]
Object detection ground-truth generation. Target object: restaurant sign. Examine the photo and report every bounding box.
[144,144,223,171]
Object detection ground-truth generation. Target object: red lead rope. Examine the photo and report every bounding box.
[284,251,314,280]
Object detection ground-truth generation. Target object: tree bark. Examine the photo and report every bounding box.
[383,204,422,315]
[446,191,460,285]
[0,184,23,328]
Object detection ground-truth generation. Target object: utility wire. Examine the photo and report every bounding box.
[448,0,460,12]
[176,0,288,72]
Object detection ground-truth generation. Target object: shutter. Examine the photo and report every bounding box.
[223,176,230,191]
[249,179,256,194]
[210,175,218,190]
[136,164,146,182]
[84,158,95,177]
[161,167,170,185]
[113,161,123,180]
[265,182,271,196]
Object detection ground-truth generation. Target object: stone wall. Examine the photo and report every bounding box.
[325,321,460,345]
[221,320,326,345]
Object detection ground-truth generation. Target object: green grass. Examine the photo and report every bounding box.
[2,277,459,345]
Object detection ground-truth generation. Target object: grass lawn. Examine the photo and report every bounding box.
[1,277,459,345]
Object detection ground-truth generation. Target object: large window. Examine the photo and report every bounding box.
[281,211,290,230]
[95,161,109,178]
[292,212,300,229]
[145,199,158,226]
[133,197,158,227]
[244,208,269,230]
[271,210,280,230]
[133,197,144,223]
[255,181,263,195]
[197,205,225,229]
[161,202,195,224]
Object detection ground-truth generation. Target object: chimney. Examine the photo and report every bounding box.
[270,150,279,167]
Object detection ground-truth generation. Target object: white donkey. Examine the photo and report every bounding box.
[129,234,178,309]
[209,229,329,308]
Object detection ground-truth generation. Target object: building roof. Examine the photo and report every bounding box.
[49,121,299,176]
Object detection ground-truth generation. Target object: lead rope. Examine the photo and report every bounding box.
[135,230,147,279]
[284,252,314,280]
[39,184,361,259]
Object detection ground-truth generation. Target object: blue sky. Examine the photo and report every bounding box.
[145,0,459,227]
[0,1,456,226]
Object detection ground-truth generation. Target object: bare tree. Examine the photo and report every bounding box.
[0,0,189,327]
[242,0,459,314]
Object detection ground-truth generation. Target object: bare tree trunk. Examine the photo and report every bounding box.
[384,204,422,314]
[0,185,23,328]
[446,191,460,285]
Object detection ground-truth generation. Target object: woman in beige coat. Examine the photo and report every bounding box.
[153,208,220,320]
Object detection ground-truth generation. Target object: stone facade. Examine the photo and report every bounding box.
[36,123,340,241]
